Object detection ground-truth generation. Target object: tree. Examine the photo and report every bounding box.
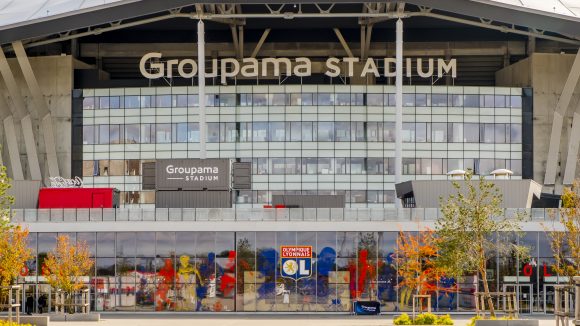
[42,235,94,313]
[395,229,450,309]
[0,164,32,306]
[545,181,580,281]
[437,170,527,317]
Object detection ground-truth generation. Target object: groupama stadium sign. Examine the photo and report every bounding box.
[139,52,457,83]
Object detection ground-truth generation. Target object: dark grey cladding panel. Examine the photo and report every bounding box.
[142,162,156,190]
[156,190,232,208]
[8,181,41,209]
[156,159,230,191]
[232,162,251,190]
[272,195,344,208]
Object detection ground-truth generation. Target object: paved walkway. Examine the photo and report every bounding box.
[50,314,564,326]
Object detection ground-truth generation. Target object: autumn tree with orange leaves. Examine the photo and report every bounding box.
[0,164,33,307]
[43,235,94,313]
[395,229,450,309]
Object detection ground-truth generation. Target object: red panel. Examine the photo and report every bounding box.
[38,188,115,208]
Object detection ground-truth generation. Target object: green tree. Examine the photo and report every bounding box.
[437,170,527,317]
[545,181,580,281]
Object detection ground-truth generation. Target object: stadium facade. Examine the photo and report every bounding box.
[0,0,579,315]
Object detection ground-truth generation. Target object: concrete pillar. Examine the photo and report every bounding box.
[395,18,403,208]
[198,20,206,160]
[574,276,579,326]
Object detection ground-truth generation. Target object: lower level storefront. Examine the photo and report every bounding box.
[17,228,570,314]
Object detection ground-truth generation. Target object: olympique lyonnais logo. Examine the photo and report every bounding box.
[280,246,312,280]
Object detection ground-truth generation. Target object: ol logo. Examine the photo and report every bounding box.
[280,246,312,280]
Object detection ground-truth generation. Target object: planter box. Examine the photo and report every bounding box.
[49,313,100,322]
[476,319,539,326]
[0,316,49,326]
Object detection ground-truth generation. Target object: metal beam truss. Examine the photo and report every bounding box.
[3,2,580,51]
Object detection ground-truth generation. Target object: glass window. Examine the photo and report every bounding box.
[136,232,155,257]
[98,125,109,144]
[402,123,415,142]
[302,122,313,141]
[350,158,366,174]
[415,93,428,107]
[349,190,366,203]
[126,160,140,176]
[403,158,417,175]
[384,122,395,142]
[83,125,95,145]
[111,125,121,144]
[257,158,268,174]
[252,122,267,141]
[464,95,480,107]
[268,122,285,141]
[367,94,384,106]
[240,93,252,106]
[96,232,115,257]
[431,94,448,107]
[109,96,121,109]
[252,94,268,106]
[221,122,236,142]
[125,124,140,144]
[271,158,286,175]
[403,94,415,107]
[219,94,237,107]
[367,190,382,203]
[510,159,522,175]
[187,94,199,107]
[269,94,287,106]
[140,95,153,108]
[116,232,136,257]
[109,160,124,176]
[367,122,382,142]
[156,123,172,143]
[510,124,522,143]
[494,95,506,108]
[335,122,351,141]
[449,123,463,142]
[302,158,318,174]
[83,97,96,110]
[205,94,218,107]
[431,158,444,175]
[384,158,395,175]
[449,94,463,107]
[420,158,432,175]
[99,97,110,109]
[290,122,302,142]
[352,93,364,106]
[175,95,188,107]
[464,123,479,142]
[510,96,522,108]
[495,124,507,143]
[207,123,220,143]
[432,123,447,142]
[480,123,495,143]
[478,158,495,175]
[367,158,383,175]
[318,158,333,174]
[317,93,333,105]
[317,122,334,142]
[187,123,199,142]
[335,93,351,106]
[415,123,427,142]
[352,122,365,141]
[335,158,348,174]
[301,93,314,106]
[175,123,189,143]
[386,94,395,106]
[156,95,172,108]
[140,124,152,143]
[239,122,252,142]
[285,158,300,174]
[124,95,140,109]
[482,95,495,108]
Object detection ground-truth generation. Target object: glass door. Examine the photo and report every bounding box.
[503,284,533,314]
[21,284,36,314]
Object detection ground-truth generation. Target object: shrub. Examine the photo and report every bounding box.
[436,314,454,325]
[414,313,438,325]
[394,313,413,325]
[394,313,454,325]
[0,321,33,326]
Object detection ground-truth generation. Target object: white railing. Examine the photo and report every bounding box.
[9,207,557,223]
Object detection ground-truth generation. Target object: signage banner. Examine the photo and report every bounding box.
[353,301,381,315]
[155,159,230,191]
[280,246,312,280]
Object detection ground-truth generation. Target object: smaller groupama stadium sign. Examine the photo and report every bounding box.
[280,246,312,280]
[140,53,457,83]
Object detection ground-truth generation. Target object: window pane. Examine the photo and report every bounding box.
[510,124,522,143]
[464,95,479,107]
[317,122,334,142]
[335,122,350,141]
[207,123,220,143]
[415,123,427,142]
[253,122,267,141]
[431,94,447,107]
[367,94,383,106]
[317,93,333,105]
[125,124,140,144]
[268,122,285,141]
[156,95,172,108]
[99,125,109,144]
[481,124,495,143]
[302,122,313,141]
[403,94,415,107]
[219,94,236,107]
[290,122,302,142]
[83,97,96,110]
[432,123,447,142]
[402,123,415,142]
[384,122,395,142]
[252,94,267,106]
[124,95,140,109]
[156,124,171,143]
[367,122,382,142]
[269,94,287,106]
[335,93,350,106]
[495,124,507,144]
[83,125,95,145]
[510,96,522,108]
[415,94,428,107]
[494,95,506,108]
[464,123,479,142]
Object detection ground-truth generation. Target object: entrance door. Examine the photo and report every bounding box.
[21,284,36,314]
[503,284,533,314]
[37,284,52,313]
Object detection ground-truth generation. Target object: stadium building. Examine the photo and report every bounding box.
[0,0,579,314]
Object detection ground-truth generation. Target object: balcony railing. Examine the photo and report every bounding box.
[9,207,560,223]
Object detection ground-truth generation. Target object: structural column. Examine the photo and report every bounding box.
[198,20,206,160]
[544,48,580,185]
[395,18,403,207]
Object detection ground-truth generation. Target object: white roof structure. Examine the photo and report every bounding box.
[0,0,131,29]
[483,0,580,20]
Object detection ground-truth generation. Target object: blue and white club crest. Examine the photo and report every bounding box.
[280,246,312,280]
